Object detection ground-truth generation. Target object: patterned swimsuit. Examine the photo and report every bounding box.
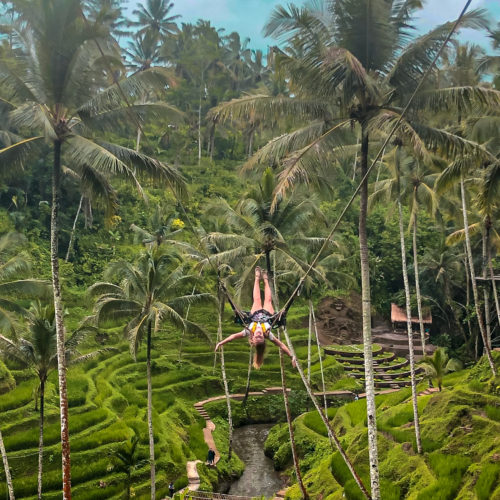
[242,309,277,341]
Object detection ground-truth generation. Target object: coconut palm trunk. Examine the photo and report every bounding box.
[307,304,312,384]
[460,178,496,375]
[396,171,422,454]
[278,330,308,499]
[489,250,500,330]
[65,195,83,262]
[482,222,492,348]
[38,378,46,500]
[217,295,233,459]
[412,217,426,353]
[51,139,72,499]
[310,303,328,413]
[359,128,380,499]
[146,321,156,499]
[242,347,253,405]
[0,429,14,500]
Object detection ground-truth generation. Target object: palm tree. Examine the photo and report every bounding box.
[0,233,51,333]
[0,2,185,494]
[437,156,498,374]
[210,3,498,493]
[419,347,462,391]
[0,429,14,500]
[207,167,325,299]
[0,301,112,500]
[130,0,180,38]
[109,434,147,500]
[420,238,469,346]
[89,248,210,499]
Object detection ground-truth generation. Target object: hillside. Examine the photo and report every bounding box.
[263,353,500,500]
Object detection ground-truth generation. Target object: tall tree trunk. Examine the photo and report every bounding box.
[489,248,500,330]
[38,378,45,500]
[217,295,233,459]
[52,140,72,499]
[178,284,197,362]
[412,216,426,353]
[0,429,14,500]
[359,127,380,499]
[311,302,328,413]
[247,127,255,158]
[282,328,370,499]
[464,249,475,358]
[278,330,308,499]
[396,166,422,454]
[135,126,142,153]
[207,122,216,161]
[307,303,312,385]
[242,346,253,405]
[65,195,83,262]
[482,222,492,349]
[198,90,202,166]
[460,178,496,375]
[146,321,155,499]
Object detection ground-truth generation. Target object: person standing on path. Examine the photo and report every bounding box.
[169,481,175,498]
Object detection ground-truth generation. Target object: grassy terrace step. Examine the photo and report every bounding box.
[323,343,383,357]
[347,367,423,380]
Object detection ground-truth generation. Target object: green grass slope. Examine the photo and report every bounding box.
[266,352,500,500]
[0,305,345,499]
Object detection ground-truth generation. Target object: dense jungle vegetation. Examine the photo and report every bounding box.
[0,0,500,499]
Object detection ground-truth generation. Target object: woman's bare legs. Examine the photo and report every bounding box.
[250,267,263,313]
[262,270,275,314]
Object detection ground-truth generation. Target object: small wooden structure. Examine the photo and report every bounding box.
[391,303,431,333]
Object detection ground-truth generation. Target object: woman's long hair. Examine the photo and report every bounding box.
[253,342,266,369]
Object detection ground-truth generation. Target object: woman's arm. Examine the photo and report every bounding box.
[269,335,297,368]
[215,330,246,351]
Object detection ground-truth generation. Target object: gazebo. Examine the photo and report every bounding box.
[391,303,432,333]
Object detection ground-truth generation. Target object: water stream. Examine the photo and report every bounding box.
[228,423,284,497]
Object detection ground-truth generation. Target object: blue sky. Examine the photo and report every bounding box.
[126,0,500,53]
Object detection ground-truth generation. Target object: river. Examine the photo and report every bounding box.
[228,423,284,497]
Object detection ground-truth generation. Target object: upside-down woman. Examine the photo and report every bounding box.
[215,267,296,369]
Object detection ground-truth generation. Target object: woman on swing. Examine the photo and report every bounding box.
[215,267,297,369]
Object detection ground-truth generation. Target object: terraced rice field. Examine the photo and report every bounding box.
[0,306,344,499]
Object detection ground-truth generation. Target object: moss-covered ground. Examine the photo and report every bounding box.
[265,352,500,500]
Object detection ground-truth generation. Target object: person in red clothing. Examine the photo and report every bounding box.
[215,267,296,369]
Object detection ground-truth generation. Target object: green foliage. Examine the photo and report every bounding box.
[417,453,471,500]
[0,380,34,412]
[475,462,500,500]
[0,359,15,394]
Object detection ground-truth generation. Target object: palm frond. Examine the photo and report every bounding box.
[412,86,500,114]
[78,102,185,134]
[78,67,177,115]
[0,136,44,171]
[242,120,327,173]
[0,279,51,299]
[445,223,481,247]
[209,94,329,124]
[95,298,141,325]
[368,111,431,162]
[272,119,351,207]
[388,10,489,90]
[435,156,477,194]
[69,347,117,365]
